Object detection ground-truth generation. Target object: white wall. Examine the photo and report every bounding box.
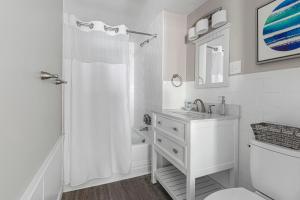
[162,11,187,81]
[0,0,62,199]
[133,13,164,127]
[185,67,300,189]
[162,11,187,110]
[163,81,186,110]
[134,11,187,126]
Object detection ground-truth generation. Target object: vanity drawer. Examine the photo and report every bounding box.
[156,132,185,165]
[156,116,185,141]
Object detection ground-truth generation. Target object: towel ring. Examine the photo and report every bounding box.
[171,74,183,87]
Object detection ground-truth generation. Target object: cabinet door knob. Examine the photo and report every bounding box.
[157,138,162,143]
[172,127,178,131]
[172,148,178,154]
[157,121,161,125]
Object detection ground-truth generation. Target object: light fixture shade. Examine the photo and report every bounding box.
[196,18,209,35]
[188,27,198,41]
[212,9,227,29]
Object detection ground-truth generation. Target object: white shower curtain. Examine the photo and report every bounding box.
[63,15,131,186]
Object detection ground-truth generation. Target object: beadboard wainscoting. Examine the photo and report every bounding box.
[20,137,63,200]
[185,67,300,189]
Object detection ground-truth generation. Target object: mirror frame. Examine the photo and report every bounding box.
[194,23,230,89]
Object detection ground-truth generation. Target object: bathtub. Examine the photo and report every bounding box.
[65,128,151,192]
[64,128,152,192]
[131,128,151,173]
[132,128,151,144]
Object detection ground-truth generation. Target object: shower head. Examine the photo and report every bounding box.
[140,34,157,47]
[140,39,150,47]
[207,45,224,52]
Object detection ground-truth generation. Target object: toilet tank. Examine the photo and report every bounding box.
[250,140,300,200]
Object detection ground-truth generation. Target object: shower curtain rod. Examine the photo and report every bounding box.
[76,21,157,37]
[127,30,157,37]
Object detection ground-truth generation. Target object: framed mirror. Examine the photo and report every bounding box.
[194,24,230,88]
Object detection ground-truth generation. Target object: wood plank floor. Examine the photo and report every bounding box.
[62,175,172,200]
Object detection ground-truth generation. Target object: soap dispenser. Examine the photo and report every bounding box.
[220,96,226,115]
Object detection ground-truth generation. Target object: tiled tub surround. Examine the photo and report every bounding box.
[133,12,163,128]
[185,67,300,189]
[134,11,187,126]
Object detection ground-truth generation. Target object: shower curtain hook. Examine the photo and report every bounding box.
[104,25,119,33]
[76,21,94,29]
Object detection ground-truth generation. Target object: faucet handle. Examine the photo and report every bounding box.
[208,105,215,114]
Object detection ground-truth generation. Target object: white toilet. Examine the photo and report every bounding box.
[205,140,300,200]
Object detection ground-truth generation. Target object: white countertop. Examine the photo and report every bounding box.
[153,109,239,122]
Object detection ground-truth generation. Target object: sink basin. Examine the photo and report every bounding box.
[168,110,209,118]
[158,109,238,122]
[165,110,226,120]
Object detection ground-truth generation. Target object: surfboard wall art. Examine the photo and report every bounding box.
[257,0,300,63]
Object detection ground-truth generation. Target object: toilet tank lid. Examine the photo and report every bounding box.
[205,188,264,200]
[251,140,300,158]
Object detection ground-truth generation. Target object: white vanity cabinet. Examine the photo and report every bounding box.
[151,111,239,200]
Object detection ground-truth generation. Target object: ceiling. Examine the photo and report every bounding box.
[65,0,208,29]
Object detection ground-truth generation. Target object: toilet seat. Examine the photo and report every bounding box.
[205,188,265,200]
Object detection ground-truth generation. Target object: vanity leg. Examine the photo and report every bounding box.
[151,148,157,184]
[186,175,195,200]
[229,119,239,187]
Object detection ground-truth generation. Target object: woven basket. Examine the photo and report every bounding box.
[251,122,300,150]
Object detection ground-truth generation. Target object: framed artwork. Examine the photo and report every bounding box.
[257,0,300,64]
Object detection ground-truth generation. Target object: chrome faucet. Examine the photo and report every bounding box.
[193,99,206,113]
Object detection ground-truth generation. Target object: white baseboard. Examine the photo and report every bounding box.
[63,161,151,192]
[20,136,63,200]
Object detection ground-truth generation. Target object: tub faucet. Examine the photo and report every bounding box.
[194,99,206,113]
[139,127,149,131]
